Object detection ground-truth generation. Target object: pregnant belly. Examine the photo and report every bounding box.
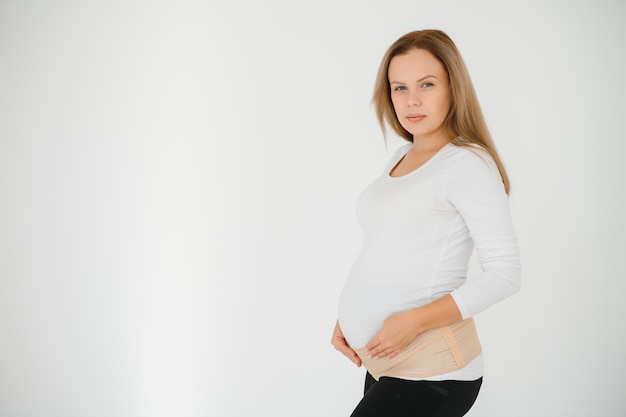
[337,280,430,348]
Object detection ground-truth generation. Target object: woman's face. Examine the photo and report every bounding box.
[388,48,451,142]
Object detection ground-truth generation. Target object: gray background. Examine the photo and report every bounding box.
[1,0,625,416]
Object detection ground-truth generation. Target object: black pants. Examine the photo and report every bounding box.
[350,372,482,417]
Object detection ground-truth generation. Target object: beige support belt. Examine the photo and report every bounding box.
[354,318,482,381]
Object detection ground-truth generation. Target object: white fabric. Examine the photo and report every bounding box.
[337,141,521,380]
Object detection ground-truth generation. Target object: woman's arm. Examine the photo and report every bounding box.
[365,294,462,359]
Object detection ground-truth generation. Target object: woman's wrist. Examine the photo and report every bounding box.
[410,294,463,335]
[408,306,428,335]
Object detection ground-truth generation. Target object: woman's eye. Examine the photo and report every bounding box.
[421,82,434,88]
[393,86,407,92]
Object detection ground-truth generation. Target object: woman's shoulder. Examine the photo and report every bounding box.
[446,142,497,171]
[443,142,505,195]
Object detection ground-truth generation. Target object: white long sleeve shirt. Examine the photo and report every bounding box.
[337,142,521,380]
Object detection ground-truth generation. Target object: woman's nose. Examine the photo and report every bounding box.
[407,90,421,106]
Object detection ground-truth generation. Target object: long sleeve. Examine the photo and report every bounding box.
[446,148,521,319]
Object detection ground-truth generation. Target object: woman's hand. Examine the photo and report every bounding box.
[331,321,362,367]
[365,310,420,359]
[365,295,463,359]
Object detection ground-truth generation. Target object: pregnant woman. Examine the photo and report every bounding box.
[331,29,521,417]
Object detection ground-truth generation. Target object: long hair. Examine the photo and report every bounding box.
[372,29,511,194]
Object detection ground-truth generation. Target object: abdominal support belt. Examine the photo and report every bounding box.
[354,318,482,381]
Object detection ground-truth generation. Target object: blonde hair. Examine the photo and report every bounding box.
[372,29,511,194]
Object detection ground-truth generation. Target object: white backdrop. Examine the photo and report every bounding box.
[1,1,625,416]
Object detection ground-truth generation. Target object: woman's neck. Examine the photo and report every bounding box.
[410,133,453,154]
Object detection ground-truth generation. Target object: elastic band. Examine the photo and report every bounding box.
[354,318,482,380]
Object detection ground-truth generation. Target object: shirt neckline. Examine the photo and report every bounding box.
[386,142,452,180]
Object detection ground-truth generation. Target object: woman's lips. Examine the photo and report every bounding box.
[406,114,426,122]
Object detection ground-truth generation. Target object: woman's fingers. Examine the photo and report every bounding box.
[366,337,401,359]
[365,311,420,358]
[365,338,385,358]
[343,347,363,366]
[331,322,362,367]
[332,334,362,366]
[366,345,387,359]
